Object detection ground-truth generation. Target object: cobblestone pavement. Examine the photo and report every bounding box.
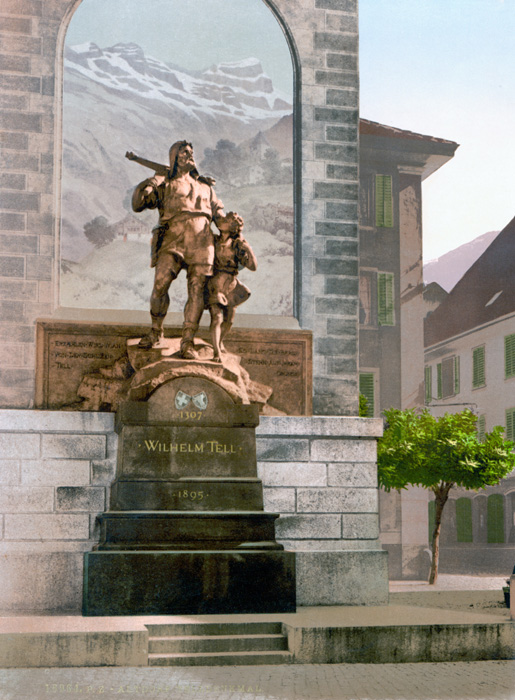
[1,662,514,700]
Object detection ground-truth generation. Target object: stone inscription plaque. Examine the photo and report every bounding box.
[119,425,257,478]
[36,320,312,415]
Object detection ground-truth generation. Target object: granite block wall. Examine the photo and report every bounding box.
[0,0,361,416]
[0,410,387,611]
[0,409,116,612]
[257,416,382,551]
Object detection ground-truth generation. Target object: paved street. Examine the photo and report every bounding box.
[2,578,513,699]
[1,661,514,700]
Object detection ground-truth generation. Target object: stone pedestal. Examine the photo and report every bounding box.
[83,365,296,615]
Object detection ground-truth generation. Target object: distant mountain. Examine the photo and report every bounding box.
[65,42,291,127]
[61,42,292,261]
[423,230,500,292]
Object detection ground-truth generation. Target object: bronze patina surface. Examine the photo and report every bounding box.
[129,140,245,358]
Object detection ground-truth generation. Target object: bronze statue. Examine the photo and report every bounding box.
[206,214,257,362]
[129,141,243,358]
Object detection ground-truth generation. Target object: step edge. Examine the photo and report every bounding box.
[148,634,285,641]
[148,651,292,659]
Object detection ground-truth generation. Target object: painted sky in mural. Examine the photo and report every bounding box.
[360,0,514,262]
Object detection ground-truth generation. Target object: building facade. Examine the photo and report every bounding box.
[424,216,515,572]
[358,119,458,578]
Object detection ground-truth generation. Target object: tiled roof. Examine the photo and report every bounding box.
[425,216,515,346]
[360,118,458,147]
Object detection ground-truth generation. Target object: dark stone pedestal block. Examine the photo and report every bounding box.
[95,511,283,550]
[83,550,296,615]
[109,478,264,511]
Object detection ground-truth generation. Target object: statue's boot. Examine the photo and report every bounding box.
[180,325,197,359]
[138,317,164,349]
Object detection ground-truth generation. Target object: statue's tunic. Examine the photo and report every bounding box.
[133,173,224,273]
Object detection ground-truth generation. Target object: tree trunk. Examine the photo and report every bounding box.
[429,482,454,584]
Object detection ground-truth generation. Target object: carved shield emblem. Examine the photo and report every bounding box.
[175,390,208,411]
[175,390,190,410]
[192,392,208,410]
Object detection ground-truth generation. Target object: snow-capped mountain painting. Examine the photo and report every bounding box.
[60,42,294,316]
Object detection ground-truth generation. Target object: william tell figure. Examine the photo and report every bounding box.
[130,140,243,358]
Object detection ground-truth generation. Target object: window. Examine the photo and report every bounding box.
[436,363,442,399]
[424,366,432,404]
[359,173,374,226]
[472,345,486,388]
[377,272,395,326]
[436,356,460,399]
[375,175,393,227]
[505,334,515,379]
[359,372,375,417]
[359,272,374,325]
[477,414,486,442]
[506,407,515,441]
[456,498,473,542]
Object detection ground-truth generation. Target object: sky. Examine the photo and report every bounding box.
[66,0,293,97]
[359,0,515,261]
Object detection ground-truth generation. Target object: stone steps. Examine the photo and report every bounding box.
[145,621,284,635]
[146,621,292,666]
[149,633,288,654]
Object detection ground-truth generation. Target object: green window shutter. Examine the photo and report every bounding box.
[456,498,473,542]
[454,356,460,395]
[377,272,394,326]
[424,366,432,404]
[428,500,436,542]
[477,414,486,442]
[436,363,442,399]
[506,407,515,441]
[487,494,504,543]
[472,346,485,388]
[382,175,393,227]
[359,373,375,417]
[441,357,455,398]
[505,334,515,379]
[375,175,393,228]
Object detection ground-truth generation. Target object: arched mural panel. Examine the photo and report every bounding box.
[59,0,295,318]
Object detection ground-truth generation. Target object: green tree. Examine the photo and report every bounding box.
[83,216,115,248]
[377,408,515,584]
[201,139,240,182]
[359,393,370,417]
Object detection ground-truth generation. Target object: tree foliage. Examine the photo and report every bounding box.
[377,408,515,583]
[378,408,514,491]
[83,216,115,248]
[201,139,240,182]
[359,393,370,417]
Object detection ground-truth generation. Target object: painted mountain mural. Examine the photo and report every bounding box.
[60,42,294,315]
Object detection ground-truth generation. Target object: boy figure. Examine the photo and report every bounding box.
[132,140,243,358]
[206,215,257,362]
